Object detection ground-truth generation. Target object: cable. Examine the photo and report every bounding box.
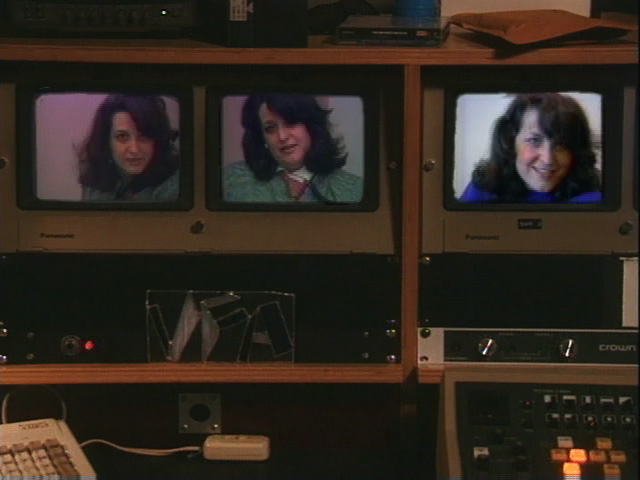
[80,439,201,457]
[1,385,68,424]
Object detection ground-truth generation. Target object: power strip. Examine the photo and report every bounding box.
[203,435,270,461]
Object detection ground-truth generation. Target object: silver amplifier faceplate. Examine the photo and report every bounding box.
[418,327,638,365]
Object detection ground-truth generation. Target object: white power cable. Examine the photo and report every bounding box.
[80,438,201,457]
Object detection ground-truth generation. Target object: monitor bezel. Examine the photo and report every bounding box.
[443,81,623,213]
[205,87,381,212]
[16,83,194,211]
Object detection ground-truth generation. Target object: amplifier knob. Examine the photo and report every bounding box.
[559,338,577,359]
[478,337,497,357]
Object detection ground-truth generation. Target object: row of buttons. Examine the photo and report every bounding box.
[551,448,627,464]
[544,413,636,430]
[562,462,623,480]
[540,395,634,412]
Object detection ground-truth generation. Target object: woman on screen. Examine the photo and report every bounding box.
[459,93,602,203]
[78,94,179,201]
[224,94,363,203]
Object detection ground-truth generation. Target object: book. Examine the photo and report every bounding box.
[336,14,449,46]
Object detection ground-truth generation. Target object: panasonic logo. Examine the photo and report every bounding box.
[465,234,500,241]
[599,344,636,352]
[39,233,76,239]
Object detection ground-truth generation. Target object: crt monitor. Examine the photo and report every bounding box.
[0,83,195,252]
[207,91,378,212]
[198,85,396,254]
[422,66,637,254]
[17,84,193,210]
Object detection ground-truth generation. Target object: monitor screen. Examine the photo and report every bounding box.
[17,85,193,210]
[206,91,379,211]
[445,90,617,211]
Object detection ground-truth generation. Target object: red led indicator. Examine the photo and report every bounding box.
[83,340,95,351]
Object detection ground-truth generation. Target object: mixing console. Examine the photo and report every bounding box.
[437,365,637,480]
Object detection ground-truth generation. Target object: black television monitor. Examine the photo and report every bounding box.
[422,67,637,255]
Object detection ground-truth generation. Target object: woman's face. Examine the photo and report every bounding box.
[515,108,572,193]
[110,111,155,177]
[259,104,311,172]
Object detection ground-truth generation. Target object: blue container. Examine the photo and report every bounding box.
[395,0,439,18]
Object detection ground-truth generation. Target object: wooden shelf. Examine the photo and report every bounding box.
[0,27,636,390]
[0,363,404,385]
[1,28,636,65]
[417,366,445,384]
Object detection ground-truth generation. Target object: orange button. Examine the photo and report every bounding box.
[552,449,568,461]
[563,462,581,479]
[589,450,607,462]
[608,451,627,464]
[569,449,588,463]
[596,437,613,450]
[603,463,621,479]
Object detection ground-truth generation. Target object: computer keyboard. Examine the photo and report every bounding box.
[0,418,96,479]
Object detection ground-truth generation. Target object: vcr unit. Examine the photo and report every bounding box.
[3,0,198,35]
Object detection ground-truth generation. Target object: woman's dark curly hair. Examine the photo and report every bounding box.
[471,93,601,202]
[78,94,179,194]
[241,94,347,181]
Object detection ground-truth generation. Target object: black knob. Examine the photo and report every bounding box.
[619,221,634,235]
[190,220,205,234]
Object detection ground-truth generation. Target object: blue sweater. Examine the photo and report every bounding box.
[459,181,602,203]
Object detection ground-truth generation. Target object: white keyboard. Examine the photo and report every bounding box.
[0,418,96,479]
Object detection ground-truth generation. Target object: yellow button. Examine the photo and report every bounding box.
[603,463,621,479]
[608,451,627,464]
[552,449,568,461]
[563,462,581,478]
[569,449,588,463]
[589,450,607,462]
[596,437,613,450]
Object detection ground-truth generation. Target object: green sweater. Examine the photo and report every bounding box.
[223,162,363,203]
[82,171,179,202]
